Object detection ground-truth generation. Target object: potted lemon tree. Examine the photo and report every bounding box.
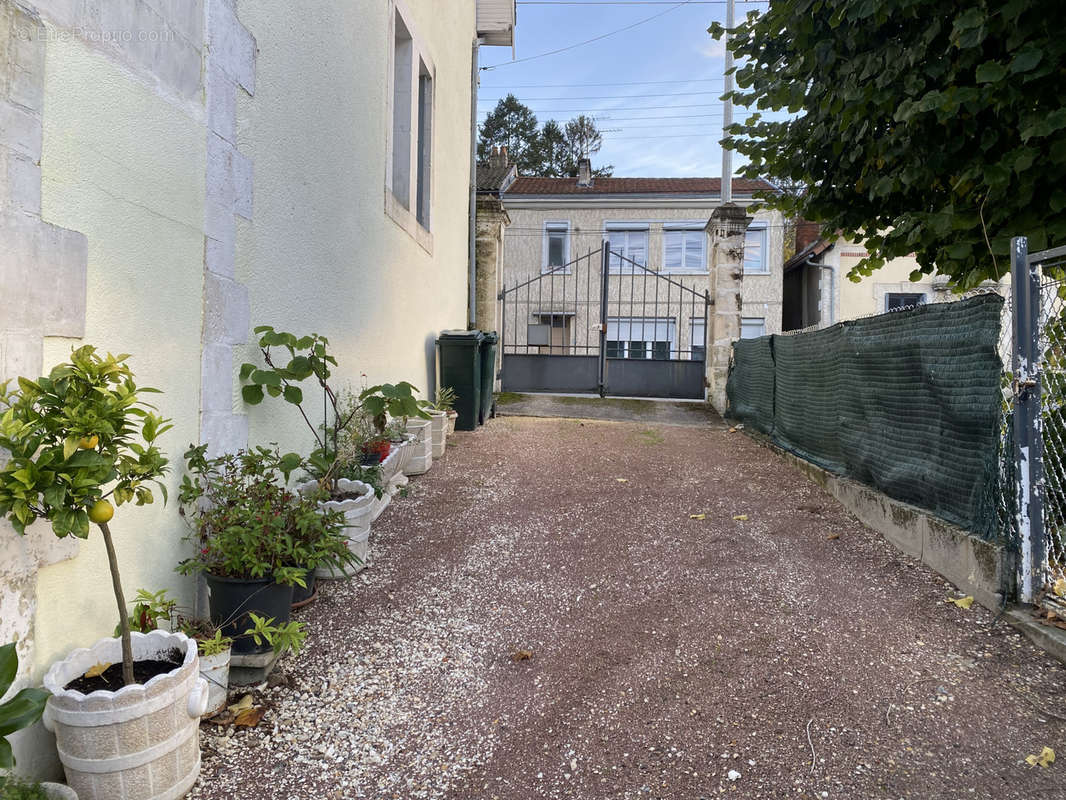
[0,346,207,800]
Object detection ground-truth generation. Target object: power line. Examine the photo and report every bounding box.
[481,0,700,72]
[479,103,720,113]
[479,91,721,102]
[480,79,721,89]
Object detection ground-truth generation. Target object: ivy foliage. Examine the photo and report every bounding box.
[712,0,1066,288]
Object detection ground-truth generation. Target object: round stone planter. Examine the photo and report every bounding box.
[41,783,78,800]
[197,647,231,718]
[445,410,457,435]
[427,410,447,460]
[298,478,374,578]
[403,418,433,476]
[42,631,207,800]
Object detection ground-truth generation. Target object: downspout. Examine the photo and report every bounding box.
[468,37,483,330]
[802,253,835,327]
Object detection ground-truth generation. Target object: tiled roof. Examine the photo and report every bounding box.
[476,163,516,193]
[505,176,771,196]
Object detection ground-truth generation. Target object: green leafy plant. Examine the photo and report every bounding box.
[0,776,52,799]
[0,642,49,769]
[117,588,177,636]
[711,1,1066,289]
[177,445,357,583]
[432,386,457,413]
[238,326,428,492]
[0,347,171,686]
[244,614,306,656]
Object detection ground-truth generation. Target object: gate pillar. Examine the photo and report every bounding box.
[706,203,751,414]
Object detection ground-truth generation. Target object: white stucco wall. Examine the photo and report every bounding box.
[33,24,206,675]
[234,0,477,456]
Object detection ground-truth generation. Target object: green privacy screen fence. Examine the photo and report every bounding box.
[726,293,1006,539]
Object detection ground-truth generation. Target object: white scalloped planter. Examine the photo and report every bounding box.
[42,631,207,800]
[41,783,78,799]
[404,418,433,476]
[446,410,457,435]
[387,435,413,496]
[427,410,447,459]
[299,478,374,578]
[198,648,231,717]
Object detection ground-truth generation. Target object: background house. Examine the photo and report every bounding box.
[783,221,1004,330]
[0,0,514,775]
[482,162,783,398]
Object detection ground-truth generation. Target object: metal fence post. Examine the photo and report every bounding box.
[598,243,610,397]
[1011,235,1046,603]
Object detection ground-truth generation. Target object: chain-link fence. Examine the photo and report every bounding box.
[1033,247,1066,609]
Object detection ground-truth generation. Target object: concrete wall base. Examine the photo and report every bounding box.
[752,433,1016,612]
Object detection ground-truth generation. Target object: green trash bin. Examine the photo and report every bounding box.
[478,331,498,425]
[437,330,484,431]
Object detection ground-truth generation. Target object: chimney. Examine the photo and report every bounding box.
[795,219,821,253]
[576,157,592,187]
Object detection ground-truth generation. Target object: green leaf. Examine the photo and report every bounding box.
[283,385,303,404]
[0,643,17,697]
[0,687,49,738]
[239,363,257,381]
[0,735,11,769]
[241,384,264,405]
[250,370,282,388]
[975,61,1007,83]
[1010,47,1042,74]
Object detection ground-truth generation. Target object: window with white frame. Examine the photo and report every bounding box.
[690,319,706,361]
[663,225,706,272]
[740,317,766,339]
[607,226,649,272]
[388,6,433,232]
[744,223,768,273]
[885,292,926,312]
[543,221,570,272]
[606,317,675,360]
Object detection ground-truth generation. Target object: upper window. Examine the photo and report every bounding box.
[886,293,926,312]
[744,223,768,273]
[543,221,570,272]
[388,7,434,233]
[663,226,706,273]
[607,227,649,273]
[741,317,766,339]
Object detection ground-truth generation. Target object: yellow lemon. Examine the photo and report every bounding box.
[78,435,99,449]
[88,499,114,524]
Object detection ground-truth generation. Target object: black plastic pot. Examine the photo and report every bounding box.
[205,573,294,655]
[290,567,317,609]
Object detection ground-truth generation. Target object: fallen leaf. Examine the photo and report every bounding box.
[83,662,111,679]
[733,514,748,521]
[1025,746,1055,768]
[728,427,737,433]
[689,513,706,520]
[615,478,629,483]
[228,694,254,714]
[206,711,234,726]
[826,533,840,540]
[1054,578,1066,598]
[233,706,266,727]
[511,649,534,662]
[946,595,974,609]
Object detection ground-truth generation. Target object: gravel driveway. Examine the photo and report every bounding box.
[190,416,1066,800]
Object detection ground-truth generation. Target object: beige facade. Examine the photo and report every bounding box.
[0,0,510,777]
[497,191,784,366]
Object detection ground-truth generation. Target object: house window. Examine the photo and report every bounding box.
[606,317,675,360]
[663,226,706,272]
[690,319,706,361]
[744,223,768,273]
[415,62,433,229]
[543,221,570,272]
[885,292,926,312]
[390,11,413,210]
[740,317,766,339]
[607,227,649,273]
[388,6,433,234]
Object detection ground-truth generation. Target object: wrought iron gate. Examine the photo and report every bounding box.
[499,245,711,399]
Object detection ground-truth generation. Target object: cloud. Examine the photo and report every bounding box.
[699,37,727,61]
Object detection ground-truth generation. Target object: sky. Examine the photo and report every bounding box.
[477,0,770,178]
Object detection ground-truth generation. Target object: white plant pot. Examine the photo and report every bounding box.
[41,783,78,800]
[298,478,374,578]
[404,418,433,476]
[197,648,231,717]
[379,444,402,485]
[446,410,457,435]
[369,489,391,523]
[387,436,414,496]
[42,631,207,800]
[427,410,447,459]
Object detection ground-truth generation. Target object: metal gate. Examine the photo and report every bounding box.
[499,245,711,399]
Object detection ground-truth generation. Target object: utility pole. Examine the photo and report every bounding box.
[720,0,734,204]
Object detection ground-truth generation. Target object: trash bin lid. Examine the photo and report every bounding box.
[480,330,499,343]
[437,329,485,345]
